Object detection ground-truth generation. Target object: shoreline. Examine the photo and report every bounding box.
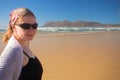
[35,31,120,37]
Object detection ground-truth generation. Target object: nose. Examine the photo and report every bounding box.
[29,26,34,30]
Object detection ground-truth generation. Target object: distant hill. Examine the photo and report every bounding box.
[44,20,120,27]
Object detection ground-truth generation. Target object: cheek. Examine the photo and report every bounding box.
[28,29,37,34]
[34,30,37,35]
[35,30,37,34]
[17,29,23,34]
[14,27,25,36]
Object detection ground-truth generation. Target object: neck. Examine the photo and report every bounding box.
[21,41,29,48]
[14,35,29,48]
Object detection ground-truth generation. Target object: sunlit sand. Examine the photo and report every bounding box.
[0,32,120,80]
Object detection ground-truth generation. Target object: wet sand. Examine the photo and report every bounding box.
[0,32,120,80]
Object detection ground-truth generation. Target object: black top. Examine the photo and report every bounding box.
[19,51,43,80]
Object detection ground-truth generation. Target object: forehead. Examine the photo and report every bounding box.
[20,15,36,24]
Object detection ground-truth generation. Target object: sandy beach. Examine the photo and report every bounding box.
[0,31,120,80]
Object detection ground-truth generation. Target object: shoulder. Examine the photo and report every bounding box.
[0,36,23,80]
[1,35,23,61]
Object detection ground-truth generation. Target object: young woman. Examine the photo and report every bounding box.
[0,8,43,80]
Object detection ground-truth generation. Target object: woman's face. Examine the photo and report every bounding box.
[13,15,37,42]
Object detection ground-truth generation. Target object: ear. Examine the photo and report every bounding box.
[12,25,17,32]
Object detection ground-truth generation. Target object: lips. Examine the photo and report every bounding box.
[27,34,34,37]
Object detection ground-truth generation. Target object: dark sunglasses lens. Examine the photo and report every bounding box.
[32,23,38,29]
[19,23,38,30]
[20,24,31,29]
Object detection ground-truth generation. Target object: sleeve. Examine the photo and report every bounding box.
[0,46,21,80]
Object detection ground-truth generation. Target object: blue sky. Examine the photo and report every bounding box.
[0,0,120,27]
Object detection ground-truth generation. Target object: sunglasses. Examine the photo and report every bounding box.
[16,23,38,30]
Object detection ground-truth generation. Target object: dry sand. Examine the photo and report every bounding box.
[0,32,120,80]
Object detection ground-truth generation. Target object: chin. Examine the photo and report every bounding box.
[27,36,34,41]
[28,38,34,41]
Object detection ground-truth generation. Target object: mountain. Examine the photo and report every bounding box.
[44,20,120,27]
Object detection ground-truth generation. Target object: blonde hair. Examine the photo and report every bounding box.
[3,8,36,44]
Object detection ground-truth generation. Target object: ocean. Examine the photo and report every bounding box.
[37,27,120,32]
[0,26,120,33]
